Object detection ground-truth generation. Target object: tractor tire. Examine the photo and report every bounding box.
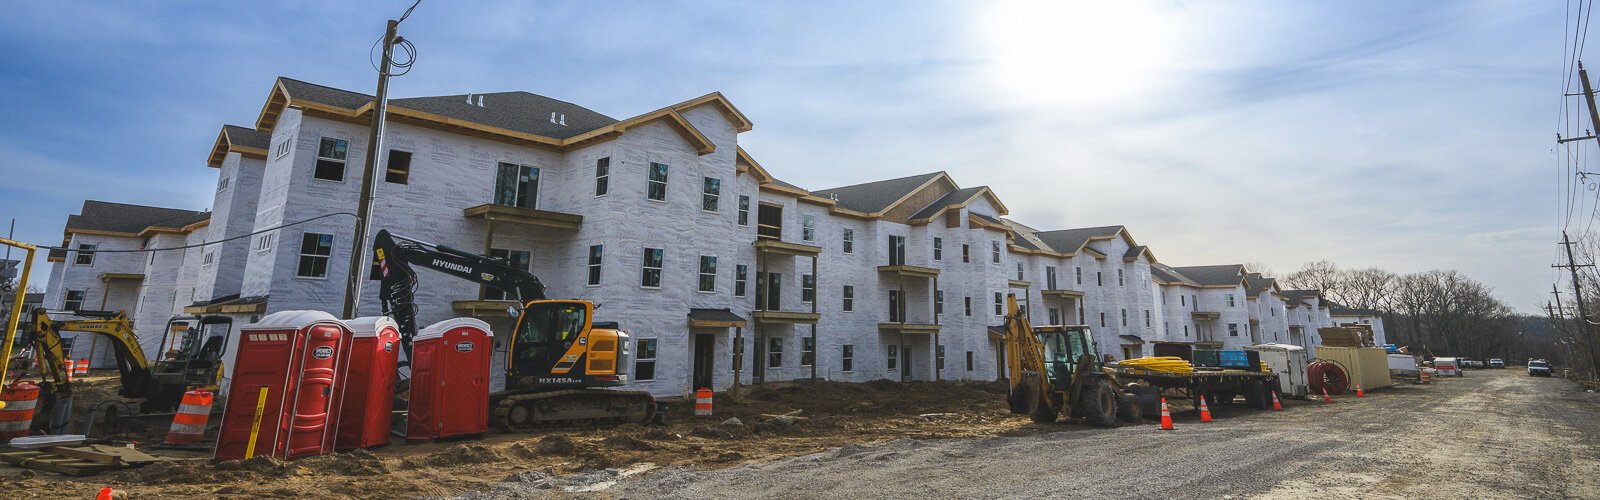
[1243,380,1268,409]
[1116,393,1143,423]
[1078,381,1118,427]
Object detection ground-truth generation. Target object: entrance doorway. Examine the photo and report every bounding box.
[901,346,912,379]
[692,334,715,391]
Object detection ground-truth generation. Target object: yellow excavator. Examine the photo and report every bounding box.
[1002,293,1142,425]
[24,309,232,420]
[373,229,656,431]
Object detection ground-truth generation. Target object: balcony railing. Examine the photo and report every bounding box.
[757,223,782,240]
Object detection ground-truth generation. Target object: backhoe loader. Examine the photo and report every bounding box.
[1002,293,1142,425]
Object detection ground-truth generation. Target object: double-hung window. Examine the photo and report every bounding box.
[1117,269,1125,286]
[842,345,854,372]
[768,337,784,368]
[737,195,750,225]
[802,215,816,241]
[74,244,96,266]
[991,241,1001,263]
[699,256,718,292]
[801,337,815,366]
[1046,266,1057,290]
[993,292,1003,315]
[1075,266,1083,284]
[641,248,663,288]
[634,339,657,381]
[296,232,334,278]
[1016,262,1024,280]
[63,290,86,310]
[842,285,855,312]
[842,228,854,254]
[594,157,610,196]
[933,237,943,260]
[702,177,721,212]
[802,274,815,303]
[314,137,348,181]
[647,162,669,201]
[494,162,539,208]
[888,236,906,266]
[586,245,603,286]
[735,264,748,297]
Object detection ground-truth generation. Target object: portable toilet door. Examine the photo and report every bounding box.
[408,318,493,442]
[214,311,352,461]
[336,316,400,451]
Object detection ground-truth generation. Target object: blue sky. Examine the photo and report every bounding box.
[0,1,1569,312]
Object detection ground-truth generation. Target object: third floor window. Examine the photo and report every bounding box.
[493,162,538,208]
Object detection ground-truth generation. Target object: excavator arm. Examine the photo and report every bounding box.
[31,309,156,399]
[371,229,549,353]
[1003,293,1058,421]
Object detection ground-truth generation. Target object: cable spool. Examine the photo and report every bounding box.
[1308,359,1350,396]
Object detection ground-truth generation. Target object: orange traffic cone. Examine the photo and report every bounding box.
[1271,391,1284,411]
[1355,383,1365,397]
[1322,387,1333,404]
[1159,397,1174,430]
[1198,395,1213,422]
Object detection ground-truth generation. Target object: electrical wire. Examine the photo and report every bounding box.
[39,212,357,254]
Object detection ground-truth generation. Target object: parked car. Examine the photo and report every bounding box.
[1489,358,1505,368]
[1529,359,1553,377]
[1434,357,1462,377]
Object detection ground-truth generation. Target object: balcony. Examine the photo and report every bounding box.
[752,310,820,324]
[878,322,941,335]
[754,238,821,257]
[1008,279,1030,289]
[876,264,940,279]
[1191,311,1221,321]
[452,299,520,316]
[463,203,582,230]
[1041,289,1085,299]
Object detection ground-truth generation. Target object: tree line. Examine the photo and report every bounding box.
[1269,261,1550,369]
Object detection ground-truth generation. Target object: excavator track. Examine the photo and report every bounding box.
[492,389,657,432]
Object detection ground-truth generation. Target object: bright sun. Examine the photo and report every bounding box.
[974,1,1185,111]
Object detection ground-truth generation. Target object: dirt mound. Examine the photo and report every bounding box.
[403,443,507,469]
[601,435,657,451]
[534,435,577,455]
[300,449,390,475]
[132,456,299,485]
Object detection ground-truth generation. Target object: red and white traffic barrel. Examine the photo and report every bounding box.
[0,381,41,441]
[165,389,214,445]
[694,387,713,416]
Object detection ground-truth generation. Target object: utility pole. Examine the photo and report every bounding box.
[1554,231,1600,378]
[341,17,404,320]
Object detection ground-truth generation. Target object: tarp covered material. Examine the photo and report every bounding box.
[1317,346,1393,390]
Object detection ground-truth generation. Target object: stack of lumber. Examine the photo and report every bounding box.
[1,436,158,476]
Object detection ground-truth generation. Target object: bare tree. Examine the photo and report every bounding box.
[1338,268,1397,310]
[1281,260,1341,295]
[1243,262,1275,278]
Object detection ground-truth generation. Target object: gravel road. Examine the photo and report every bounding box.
[516,369,1600,499]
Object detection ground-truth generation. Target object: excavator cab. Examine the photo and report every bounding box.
[1036,325,1098,384]
[507,300,631,388]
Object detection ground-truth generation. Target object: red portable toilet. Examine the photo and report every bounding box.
[214,311,353,461]
[407,318,492,442]
[336,316,400,451]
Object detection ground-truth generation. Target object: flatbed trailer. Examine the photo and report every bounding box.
[1111,366,1281,412]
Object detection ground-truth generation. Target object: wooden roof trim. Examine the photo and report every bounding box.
[1123,246,1157,264]
[137,219,209,238]
[799,194,838,207]
[254,80,291,132]
[671,92,754,133]
[759,183,810,197]
[64,228,140,238]
[909,186,1009,224]
[206,128,230,169]
[1081,247,1107,259]
[736,146,774,183]
[586,107,716,155]
[966,212,1009,232]
[876,173,957,217]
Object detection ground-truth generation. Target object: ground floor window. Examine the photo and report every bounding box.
[842,345,854,372]
[635,338,657,381]
[937,344,946,370]
[886,345,898,370]
[802,336,816,366]
[966,351,974,371]
[768,337,783,368]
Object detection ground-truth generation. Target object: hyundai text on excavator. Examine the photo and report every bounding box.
[1001,293,1142,425]
[23,309,233,424]
[372,229,655,431]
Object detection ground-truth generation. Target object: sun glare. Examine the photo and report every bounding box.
[974,1,1184,110]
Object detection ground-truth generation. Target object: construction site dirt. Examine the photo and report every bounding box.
[6,369,1598,499]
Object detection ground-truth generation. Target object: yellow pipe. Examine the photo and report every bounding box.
[0,237,37,410]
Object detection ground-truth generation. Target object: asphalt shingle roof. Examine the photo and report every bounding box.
[1170,265,1246,287]
[1124,245,1150,261]
[1280,289,1323,307]
[910,186,986,220]
[278,77,618,140]
[1031,226,1124,255]
[1151,263,1201,287]
[223,125,270,150]
[813,172,946,213]
[1244,272,1276,298]
[66,201,209,235]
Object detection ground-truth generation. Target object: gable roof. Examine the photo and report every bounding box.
[910,186,988,220]
[812,172,949,214]
[389,91,618,140]
[1123,245,1156,263]
[1329,302,1381,316]
[1170,264,1247,288]
[1280,289,1323,307]
[1151,263,1201,287]
[248,77,740,161]
[1244,272,1279,298]
[64,201,210,236]
[1031,226,1125,256]
[207,125,272,168]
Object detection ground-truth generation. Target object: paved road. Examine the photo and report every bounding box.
[575,369,1600,499]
